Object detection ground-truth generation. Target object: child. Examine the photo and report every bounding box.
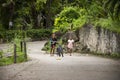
[50,33,57,56]
[56,44,64,57]
[67,37,74,56]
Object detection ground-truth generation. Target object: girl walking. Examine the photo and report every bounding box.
[67,37,74,56]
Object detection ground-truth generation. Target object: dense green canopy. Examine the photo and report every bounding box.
[0,0,120,32]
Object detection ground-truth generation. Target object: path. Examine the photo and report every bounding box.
[0,41,120,80]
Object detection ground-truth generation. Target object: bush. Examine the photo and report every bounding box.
[90,52,120,59]
[0,30,23,42]
[0,37,28,66]
[111,53,120,59]
[0,53,27,66]
[94,17,120,33]
[42,41,51,52]
[0,57,13,66]
[54,7,80,33]
[53,7,92,33]
[0,29,52,42]
[27,29,52,40]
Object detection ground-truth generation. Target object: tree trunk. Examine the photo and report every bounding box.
[14,44,17,63]
[45,0,52,28]
[30,1,39,29]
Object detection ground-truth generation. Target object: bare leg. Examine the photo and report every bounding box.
[68,48,71,56]
[50,48,54,56]
[61,52,64,57]
[58,52,61,57]
[52,48,55,56]
[70,49,72,56]
[50,48,53,56]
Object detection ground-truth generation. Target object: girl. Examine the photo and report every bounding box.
[50,33,57,56]
[67,37,74,56]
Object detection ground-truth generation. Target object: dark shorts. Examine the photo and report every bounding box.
[51,44,56,48]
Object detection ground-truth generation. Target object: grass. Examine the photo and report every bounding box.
[0,52,27,66]
[89,52,120,60]
[0,57,13,66]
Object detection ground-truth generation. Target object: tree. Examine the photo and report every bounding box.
[104,0,120,21]
[0,0,15,29]
[54,7,80,32]
[0,0,47,29]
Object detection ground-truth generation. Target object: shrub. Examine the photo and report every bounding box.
[0,29,52,42]
[42,41,51,52]
[26,29,52,40]
[54,7,80,33]
[0,37,27,66]
[94,17,120,33]
[0,53,26,66]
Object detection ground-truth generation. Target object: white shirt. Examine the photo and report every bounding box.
[67,39,74,49]
[68,39,74,43]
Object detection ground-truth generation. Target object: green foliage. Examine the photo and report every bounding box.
[0,53,26,66]
[94,17,120,33]
[54,0,120,33]
[52,0,120,35]
[27,29,52,40]
[0,32,27,66]
[54,7,80,32]
[36,0,47,10]
[91,52,120,59]
[0,29,52,42]
[60,7,80,20]
[0,57,13,66]
[37,0,47,3]
[72,8,89,30]
[14,18,23,29]
[54,7,92,32]
[58,38,63,45]
[42,38,64,52]
[42,41,51,52]
[110,53,120,59]
[0,23,5,31]
[72,17,86,30]
[0,0,120,31]
[0,30,23,42]
[0,38,26,66]
[104,0,120,21]
[0,0,48,29]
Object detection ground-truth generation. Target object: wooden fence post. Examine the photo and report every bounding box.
[0,50,3,58]
[24,41,27,60]
[14,44,17,63]
[20,41,23,52]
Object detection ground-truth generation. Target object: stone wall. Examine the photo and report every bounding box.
[77,24,120,54]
